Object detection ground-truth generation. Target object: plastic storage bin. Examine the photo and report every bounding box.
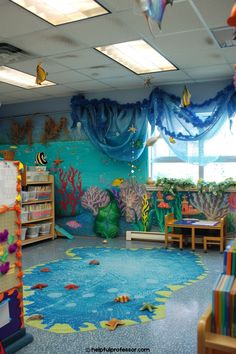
[37,191,51,200]
[26,225,40,239]
[39,222,52,235]
[20,227,27,241]
[27,171,49,182]
[21,211,28,223]
[22,191,37,202]
[30,209,52,220]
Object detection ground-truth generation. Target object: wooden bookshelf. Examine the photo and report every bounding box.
[198,306,236,354]
[21,174,55,246]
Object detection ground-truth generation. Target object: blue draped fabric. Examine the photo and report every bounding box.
[71,95,148,162]
[71,84,236,164]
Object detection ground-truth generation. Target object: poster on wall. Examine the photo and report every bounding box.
[0,162,17,207]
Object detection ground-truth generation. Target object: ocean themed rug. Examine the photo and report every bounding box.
[23,247,207,333]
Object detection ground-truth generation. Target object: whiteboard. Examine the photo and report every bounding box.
[0,161,17,207]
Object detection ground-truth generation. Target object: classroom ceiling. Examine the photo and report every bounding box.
[0,0,235,105]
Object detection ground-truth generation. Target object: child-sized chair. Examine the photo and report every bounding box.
[165,213,183,250]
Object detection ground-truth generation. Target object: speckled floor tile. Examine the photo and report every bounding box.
[16,236,224,354]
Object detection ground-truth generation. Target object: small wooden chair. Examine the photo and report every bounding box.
[203,217,225,253]
[165,213,183,250]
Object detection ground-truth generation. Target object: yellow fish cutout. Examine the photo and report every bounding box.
[36,63,48,85]
[169,137,176,144]
[112,178,124,187]
[181,85,191,107]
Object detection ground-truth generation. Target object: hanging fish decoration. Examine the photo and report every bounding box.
[146,134,160,146]
[35,152,47,165]
[137,0,174,30]
[169,136,176,144]
[227,3,236,27]
[181,85,191,107]
[36,63,48,85]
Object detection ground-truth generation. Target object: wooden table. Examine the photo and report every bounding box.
[165,214,225,252]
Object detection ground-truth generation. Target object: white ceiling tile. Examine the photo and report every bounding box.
[0,82,26,93]
[222,47,236,64]
[65,80,113,92]
[60,14,138,47]
[7,58,70,76]
[48,70,90,84]
[51,49,113,69]
[193,0,235,28]
[185,64,234,80]
[33,84,77,96]
[155,30,228,68]
[144,70,192,84]
[99,0,133,12]
[0,2,51,38]
[8,28,83,57]
[99,75,144,89]
[77,65,133,79]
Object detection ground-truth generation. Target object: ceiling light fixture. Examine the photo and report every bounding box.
[10,0,108,25]
[0,66,55,89]
[96,39,177,74]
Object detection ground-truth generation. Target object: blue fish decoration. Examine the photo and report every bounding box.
[139,0,174,30]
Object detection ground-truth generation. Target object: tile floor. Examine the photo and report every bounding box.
[18,236,224,354]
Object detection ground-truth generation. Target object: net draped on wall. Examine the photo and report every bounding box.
[71,84,236,164]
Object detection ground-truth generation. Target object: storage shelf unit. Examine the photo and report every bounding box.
[21,173,55,246]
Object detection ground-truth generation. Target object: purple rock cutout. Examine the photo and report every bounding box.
[0,229,8,243]
[0,262,10,274]
[8,243,17,254]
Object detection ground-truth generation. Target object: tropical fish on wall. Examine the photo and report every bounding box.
[35,152,47,165]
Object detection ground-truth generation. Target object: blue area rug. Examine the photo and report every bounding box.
[23,247,207,333]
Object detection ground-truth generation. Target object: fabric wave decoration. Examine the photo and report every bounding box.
[71,84,236,165]
[148,84,236,165]
[70,95,148,162]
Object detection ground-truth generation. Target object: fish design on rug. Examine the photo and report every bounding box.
[105,318,125,331]
[89,260,100,265]
[64,284,80,290]
[31,283,48,290]
[26,314,44,322]
[40,268,51,273]
[140,302,158,312]
[66,221,82,229]
[114,295,130,303]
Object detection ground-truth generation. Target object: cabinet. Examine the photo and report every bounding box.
[198,306,236,354]
[21,174,55,246]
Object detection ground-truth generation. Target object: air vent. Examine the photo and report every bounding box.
[211,27,236,48]
[0,43,32,65]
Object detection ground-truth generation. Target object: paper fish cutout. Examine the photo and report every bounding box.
[36,63,48,85]
[138,0,173,30]
[112,178,124,187]
[89,259,100,265]
[146,135,160,146]
[169,137,176,144]
[40,268,51,272]
[227,3,236,27]
[31,283,48,290]
[64,284,79,290]
[35,152,47,165]
[66,221,82,229]
[26,314,44,322]
[181,85,191,107]
[114,295,130,303]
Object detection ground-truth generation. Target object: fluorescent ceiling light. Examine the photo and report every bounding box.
[0,66,55,89]
[96,40,177,74]
[11,0,108,25]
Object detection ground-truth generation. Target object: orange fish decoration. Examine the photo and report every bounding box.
[114,295,130,303]
[64,284,79,290]
[31,283,48,290]
[40,268,51,273]
[227,3,236,27]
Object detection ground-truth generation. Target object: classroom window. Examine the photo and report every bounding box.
[148,117,236,182]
